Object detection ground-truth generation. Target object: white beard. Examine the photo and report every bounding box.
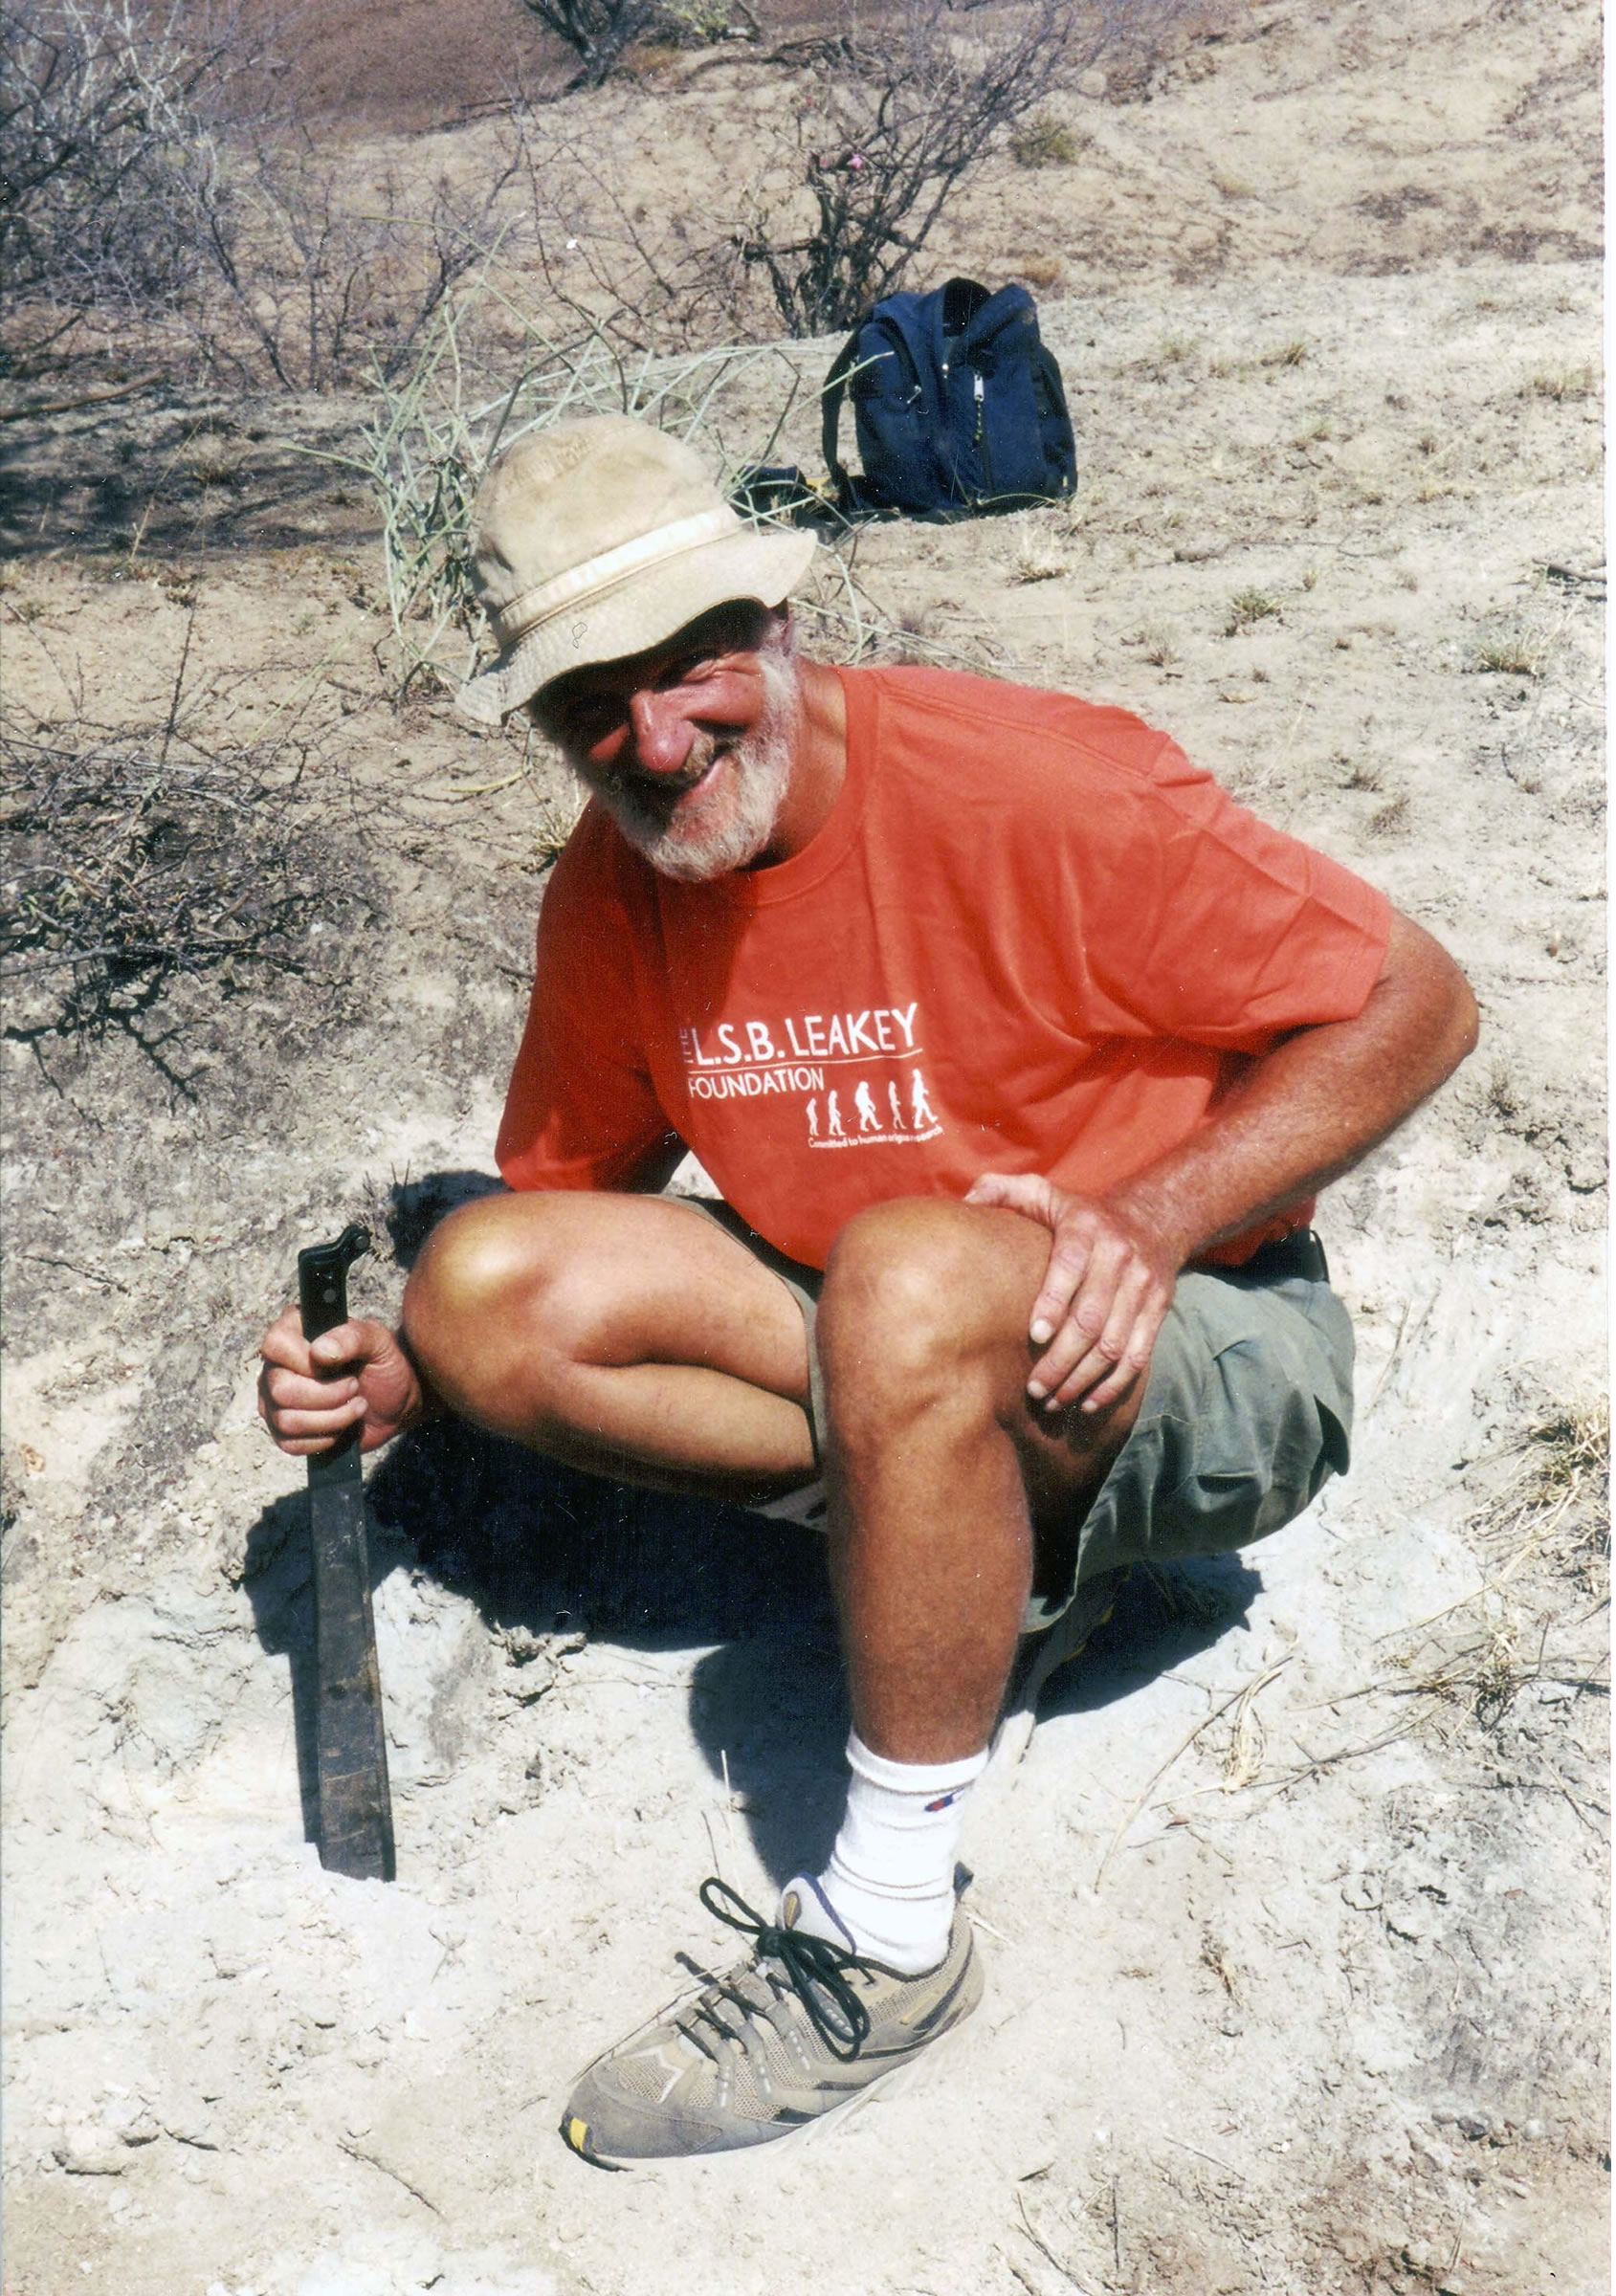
[579,647,799,883]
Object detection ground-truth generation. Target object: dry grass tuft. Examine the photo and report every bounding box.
[1471,627,1551,678]
[1009,111,1081,168]
[1521,1400,1610,1535]
[1379,1400,1610,1725]
[1225,585,1282,634]
[1013,253,1066,294]
[1005,532,1070,585]
[1523,368,1596,403]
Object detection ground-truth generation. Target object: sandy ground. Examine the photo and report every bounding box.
[0,0,1606,2289]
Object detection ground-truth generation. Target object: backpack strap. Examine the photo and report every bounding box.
[820,323,866,510]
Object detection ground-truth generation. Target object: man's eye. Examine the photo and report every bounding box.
[562,699,620,742]
[658,653,718,689]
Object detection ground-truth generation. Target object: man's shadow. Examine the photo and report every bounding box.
[241,1170,1263,1882]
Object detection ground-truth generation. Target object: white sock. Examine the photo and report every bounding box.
[783,1732,986,1976]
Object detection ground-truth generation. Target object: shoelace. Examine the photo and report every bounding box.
[697,1876,874,2064]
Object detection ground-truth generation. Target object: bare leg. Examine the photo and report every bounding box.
[816,1198,1143,1763]
[402,1192,815,1500]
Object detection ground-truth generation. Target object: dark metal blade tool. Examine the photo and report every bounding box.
[298,1222,396,1883]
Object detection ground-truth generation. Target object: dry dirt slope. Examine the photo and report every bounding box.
[0,0,1606,2290]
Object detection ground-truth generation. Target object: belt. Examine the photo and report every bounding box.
[1232,1227,1331,1286]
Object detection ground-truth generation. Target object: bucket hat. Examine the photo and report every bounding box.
[455,415,818,725]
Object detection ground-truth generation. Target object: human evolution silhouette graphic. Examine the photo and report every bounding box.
[807,1068,938,1146]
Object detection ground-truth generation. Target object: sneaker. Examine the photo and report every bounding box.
[986,1564,1132,1779]
[560,1877,983,2165]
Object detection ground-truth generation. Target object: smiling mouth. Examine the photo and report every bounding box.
[625,747,728,816]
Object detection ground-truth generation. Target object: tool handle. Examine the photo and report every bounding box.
[298,1223,370,1341]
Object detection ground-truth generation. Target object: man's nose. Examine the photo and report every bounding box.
[625,687,696,777]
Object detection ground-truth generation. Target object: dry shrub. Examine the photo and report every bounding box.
[2,0,531,387]
[730,0,1121,336]
[507,0,1195,346]
[7,0,1196,389]
[334,292,820,693]
[516,0,758,90]
[0,641,370,1051]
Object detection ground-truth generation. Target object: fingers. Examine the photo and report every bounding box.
[964,1176,1175,1416]
[259,1310,381,1375]
[1025,1200,1102,1352]
[1026,1227,1172,1414]
[964,1171,1055,1218]
[257,1307,379,1456]
[257,1303,311,1374]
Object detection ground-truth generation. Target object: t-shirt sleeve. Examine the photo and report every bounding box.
[496,817,681,1192]
[1052,726,1392,1050]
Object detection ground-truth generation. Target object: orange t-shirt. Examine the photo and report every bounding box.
[498,667,1391,1269]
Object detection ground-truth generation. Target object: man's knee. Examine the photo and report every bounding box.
[403,1192,598,1378]
[819,1198,1025,1410]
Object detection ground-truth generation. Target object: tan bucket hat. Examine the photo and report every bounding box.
[455,415,819,725]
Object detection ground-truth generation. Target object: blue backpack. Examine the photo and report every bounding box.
[821,276,1077,520]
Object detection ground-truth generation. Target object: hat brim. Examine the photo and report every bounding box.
[454,524,819,726]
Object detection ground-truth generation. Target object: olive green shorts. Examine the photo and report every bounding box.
[680,1199,1355,1629]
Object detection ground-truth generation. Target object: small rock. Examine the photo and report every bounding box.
[118,2111,161,2148]
[162,2113,218,2151]
[1522,2117,1547,2141]
[1567,1147,1606,1193]
[1172,535,1227,563]
[55,2125,126,2175]
[1456,2111,1493,2141]
[301,1997,340,2029]
[1341,1870,1383,1910]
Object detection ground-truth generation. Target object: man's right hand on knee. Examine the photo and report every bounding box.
[256,1307,428,1458]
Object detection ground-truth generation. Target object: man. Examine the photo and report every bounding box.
[258,415,1477,2166]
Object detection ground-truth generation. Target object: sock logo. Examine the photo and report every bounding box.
[924,1791,963,1812]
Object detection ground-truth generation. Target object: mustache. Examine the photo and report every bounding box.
[586,731,726,815]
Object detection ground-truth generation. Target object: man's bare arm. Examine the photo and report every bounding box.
[966,909,1479,1412]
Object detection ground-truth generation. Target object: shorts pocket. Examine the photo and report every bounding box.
[1168,1330,1350,1557]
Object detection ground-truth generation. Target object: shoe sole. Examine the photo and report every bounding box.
[790,2010,973,2152]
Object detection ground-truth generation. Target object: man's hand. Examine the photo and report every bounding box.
[257,1309,424,1457]
[964,1173,1178,1414]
